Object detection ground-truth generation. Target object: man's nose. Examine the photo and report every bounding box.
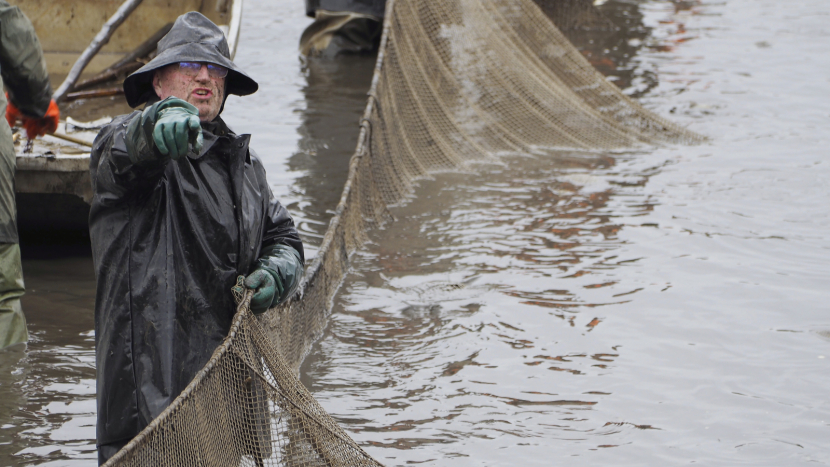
[195,64,211,81]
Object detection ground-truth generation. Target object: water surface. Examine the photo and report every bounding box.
[300,0,830,465]
[3,0,829,465]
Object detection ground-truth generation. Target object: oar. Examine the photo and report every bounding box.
[14,129,95,151]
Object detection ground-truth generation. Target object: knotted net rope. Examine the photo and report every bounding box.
[104,0,700,465]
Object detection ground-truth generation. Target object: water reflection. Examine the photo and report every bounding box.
[536,0,657,96]
[1,245,97,466]
[535,0,704,97]
[287,53,377,253]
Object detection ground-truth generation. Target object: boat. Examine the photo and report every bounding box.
[13,0,242,235]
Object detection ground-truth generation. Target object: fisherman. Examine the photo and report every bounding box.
[301,0,387,56]
[89,12,304,463]
[0,0,60,350]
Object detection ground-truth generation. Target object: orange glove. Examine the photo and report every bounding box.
[5,94,60,140]
[5,94,21,129]
[22,99,60,140]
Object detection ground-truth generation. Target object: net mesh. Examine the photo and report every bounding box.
[104,0,701,465]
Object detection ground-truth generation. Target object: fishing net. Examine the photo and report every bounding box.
[103,0,700,465]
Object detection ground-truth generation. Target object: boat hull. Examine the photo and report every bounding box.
[17,0,241,76]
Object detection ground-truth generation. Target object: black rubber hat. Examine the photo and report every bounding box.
[123,11,258,107]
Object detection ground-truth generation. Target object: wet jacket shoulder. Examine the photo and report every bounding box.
[0,0,52,117]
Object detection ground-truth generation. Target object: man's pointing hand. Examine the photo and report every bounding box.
[152,98,203,160]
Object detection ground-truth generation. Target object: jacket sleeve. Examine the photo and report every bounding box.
[0,1,52,117]
[256,171,305,303]
[89,106,170,209]
[261,191,305,264]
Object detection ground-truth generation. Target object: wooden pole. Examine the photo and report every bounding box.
[49,131,95,148]
[64,88,125,101]
[70,61,143,92]
[107,22,173,71]
[71,22,173,92]
[52,0,145,102]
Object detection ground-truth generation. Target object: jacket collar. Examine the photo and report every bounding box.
[189,117,240,160]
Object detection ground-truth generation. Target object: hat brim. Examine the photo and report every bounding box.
[123,42,258,108]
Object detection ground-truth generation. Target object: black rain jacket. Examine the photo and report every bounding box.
[89,113,304,448]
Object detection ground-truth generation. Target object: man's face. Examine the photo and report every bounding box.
[152,62,226,122]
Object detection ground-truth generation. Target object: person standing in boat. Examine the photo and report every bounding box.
[0,0,60,350]
[89,12,304,463]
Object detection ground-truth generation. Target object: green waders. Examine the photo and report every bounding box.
[0,242,26,349]
[0,86,27,350]
[0,0,55,350]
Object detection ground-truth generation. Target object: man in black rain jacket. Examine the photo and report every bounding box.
[89,12,304,464]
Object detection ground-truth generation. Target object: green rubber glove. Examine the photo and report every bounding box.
[152,98,203,160]
[244,269,285,315]
[243,244,304,314]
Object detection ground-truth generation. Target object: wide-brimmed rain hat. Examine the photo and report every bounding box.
[124,11,258,107]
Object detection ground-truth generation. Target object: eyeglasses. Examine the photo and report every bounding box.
[177,62,229,79]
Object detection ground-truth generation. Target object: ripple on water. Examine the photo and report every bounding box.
[301,0,830,461]
[301,151,658,463]
[1,254,97,466]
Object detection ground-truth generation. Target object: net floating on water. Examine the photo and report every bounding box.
[104,0,700,465]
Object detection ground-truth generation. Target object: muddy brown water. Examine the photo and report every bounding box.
[2,0,829,465]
